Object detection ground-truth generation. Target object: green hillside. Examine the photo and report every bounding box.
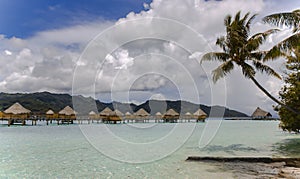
[0,92,248,117]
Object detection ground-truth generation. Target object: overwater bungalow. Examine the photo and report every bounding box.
[155,112,162,122]
[124,111,134,123]
[193,109,207,122]
[45,109,58,125]
[99,107,113,121]
[251,107,272,120]
[87,111,100,123]
[184,112,192,118]
[163,109,179,123]
[106,110,123,124]
[46,109,56,118]
[0,111,4,119]
[58,106,76,124]
[3,102,31,126]
[125,112,133,118]
[133,108,150,123]
[88,111,97,120]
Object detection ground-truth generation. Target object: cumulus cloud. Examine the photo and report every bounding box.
[4,50,12,56]
[1,0,300,116]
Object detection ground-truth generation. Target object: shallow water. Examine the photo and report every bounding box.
[0,120,299,178]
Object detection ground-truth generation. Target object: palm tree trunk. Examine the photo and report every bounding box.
[250,76,300,115]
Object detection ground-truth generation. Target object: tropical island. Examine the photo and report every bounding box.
[0,0,299,178]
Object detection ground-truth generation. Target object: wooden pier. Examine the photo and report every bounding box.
[0,103,207,126]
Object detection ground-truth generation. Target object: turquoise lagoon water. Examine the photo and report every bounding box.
[0,120,299,178]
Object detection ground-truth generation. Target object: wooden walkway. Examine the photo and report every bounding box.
[1,117,205,126]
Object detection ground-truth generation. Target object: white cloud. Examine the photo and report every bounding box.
[4,50,12,56]
[1,0,300,116]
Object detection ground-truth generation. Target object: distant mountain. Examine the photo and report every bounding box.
[0,92,248,117]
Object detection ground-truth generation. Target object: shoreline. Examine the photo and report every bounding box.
[187,156,300,178]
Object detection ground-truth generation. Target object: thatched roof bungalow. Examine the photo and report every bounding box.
[133,108,150,121]
[155,112,162,119]
[251,107,272,119]
[99,107,113,120]
[46,109,58,119]
[125,112,133,119]
[0,111,4,119]
[134,108,150,117]
[107,110,123,122]
[163,109,179,122]
[88,111,98,120]
[58,106,76,119]
[3,102,31,119]
[193,109,207,121]
[184,112,192,119]
[46,110,54,115]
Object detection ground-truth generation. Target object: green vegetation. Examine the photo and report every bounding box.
[263,9,300,132]
[277,47,300,132]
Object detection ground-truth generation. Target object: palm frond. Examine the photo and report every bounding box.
[263,46,286,61]
[212,60,234,82]
[249,51,266,61]
[216,36,227,52]
[241,12,250,27]
[234,11,241,22]
[263,9,300,32]
[224,14,232,27]
[252,60,282,79]
[200,52,229,64]
[241,62,256,79]
[246,29,279,51]
[245,14,257,31]
[264,33,300,61]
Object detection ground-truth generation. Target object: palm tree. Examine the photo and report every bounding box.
[263,9,300,59]
[201,11,299,114]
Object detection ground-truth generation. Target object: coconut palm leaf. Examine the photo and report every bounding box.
[240,62,255,79]
[264,33,300,61]
[252,60,282,79]
[246,29,279,51]
[200,52,229,64]
[263,9,300,33]
[212,60,234,82]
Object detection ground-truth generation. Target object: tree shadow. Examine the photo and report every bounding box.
[272,138,300,157]
[202,144,257,155]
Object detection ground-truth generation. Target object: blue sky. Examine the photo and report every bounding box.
[0,0,152,38]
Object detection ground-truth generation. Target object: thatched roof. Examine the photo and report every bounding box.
[164,109,179,116]
[46,109,54,115]
[125,112,132,116]
[185,112,192,116]
[89,111,96,115]
[193,109,207,116]
[99,107,113,116]
[59,106,76,115]
[252,107,272,117]
[4,102,31,114]
[155,112,162,116]
[109,109,124,116]
[134,108,150,116]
